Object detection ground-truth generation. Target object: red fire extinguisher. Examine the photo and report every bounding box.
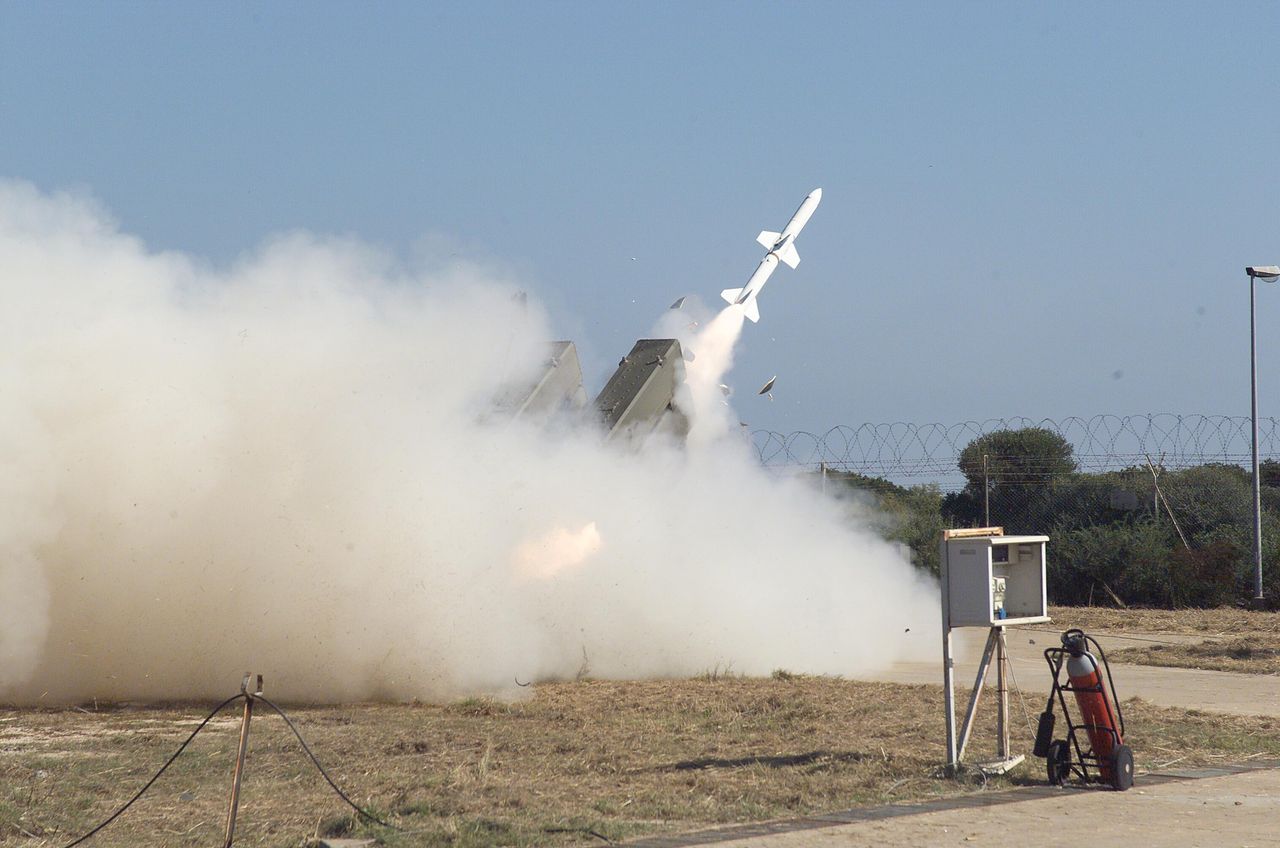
[1034,628,1133,790]
[1064,631,1122,781]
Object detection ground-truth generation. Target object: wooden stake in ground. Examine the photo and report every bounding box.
[224,674,263,848]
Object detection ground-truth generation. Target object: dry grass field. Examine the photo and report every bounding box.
[1108,636,1280,675]
[4,671,1280,847]
[1050,605,1280,636]
[1050,605,1280,674]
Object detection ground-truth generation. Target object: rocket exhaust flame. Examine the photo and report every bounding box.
[512,522,602,581]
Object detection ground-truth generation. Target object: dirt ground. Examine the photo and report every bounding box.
[3,672,1280,847]
[4,607,1277,847]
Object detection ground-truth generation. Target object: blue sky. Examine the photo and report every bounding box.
[3,2,1280,434]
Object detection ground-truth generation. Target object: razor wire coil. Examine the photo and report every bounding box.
[752,415,1280,480]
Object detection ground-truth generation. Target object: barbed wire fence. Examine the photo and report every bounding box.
[751,415,1280,606]
[752,414,1280,488]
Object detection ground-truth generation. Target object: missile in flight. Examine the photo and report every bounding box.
[720,188,821,323]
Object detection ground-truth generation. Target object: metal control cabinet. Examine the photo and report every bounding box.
[940,529,1051,772]
[942,534,1050,627]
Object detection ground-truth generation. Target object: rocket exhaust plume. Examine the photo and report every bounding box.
[0,181,937,704]
[679,306,747,448]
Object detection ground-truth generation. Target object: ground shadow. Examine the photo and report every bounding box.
[664,750,869,771]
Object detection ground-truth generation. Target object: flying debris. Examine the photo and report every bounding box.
[669,296,686,309]
[718,383,732,397]
[721,188,822,323]
[758,376,777,398]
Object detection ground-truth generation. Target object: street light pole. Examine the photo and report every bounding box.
[1246,266,1279,602]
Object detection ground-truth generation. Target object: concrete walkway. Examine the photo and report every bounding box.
[627,764,1280,848]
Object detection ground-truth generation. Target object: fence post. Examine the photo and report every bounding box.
[983,454,990,526]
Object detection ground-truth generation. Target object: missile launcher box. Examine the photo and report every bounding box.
[594,338,689,444]
[491,340,588,422]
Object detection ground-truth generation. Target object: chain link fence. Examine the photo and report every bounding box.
[752,415,1280,607]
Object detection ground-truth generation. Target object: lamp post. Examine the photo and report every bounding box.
[1246,266,1279,602]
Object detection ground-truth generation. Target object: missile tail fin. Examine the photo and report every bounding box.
[743,298,760,323]
[720,287,744,305]
[756,230,781,250]
[776,242,800,269]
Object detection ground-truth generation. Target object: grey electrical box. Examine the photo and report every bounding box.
[941,532,1050,628]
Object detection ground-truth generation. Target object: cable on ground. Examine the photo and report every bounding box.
[60,693,247,848]
[1003,649,1036,741]
[543,825,613,843]
[57,690,404,846]
[255,694,400,831]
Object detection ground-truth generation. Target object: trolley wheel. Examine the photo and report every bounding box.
[1109,744,1134,791]
[1046,739,1070,785]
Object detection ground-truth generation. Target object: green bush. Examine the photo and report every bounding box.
[821,427,1280,607]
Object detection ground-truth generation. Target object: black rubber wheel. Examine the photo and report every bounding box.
[1046,739,1070,785]
[1109,744,1134,791]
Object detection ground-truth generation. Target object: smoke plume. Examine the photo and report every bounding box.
[0,181,937,704]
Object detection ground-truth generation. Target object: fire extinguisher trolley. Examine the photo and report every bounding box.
[1034,628,1134,790]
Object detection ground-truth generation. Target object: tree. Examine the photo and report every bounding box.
[957,427,1076,488]
[1260,458,1280,489]
[944,428,1077,534]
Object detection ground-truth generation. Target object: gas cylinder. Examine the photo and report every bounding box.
[1063,630,1122,781]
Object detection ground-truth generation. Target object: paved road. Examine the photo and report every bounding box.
[879,626,1280,717]
[629,766,1280,848]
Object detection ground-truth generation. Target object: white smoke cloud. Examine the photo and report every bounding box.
[0,180,938,704]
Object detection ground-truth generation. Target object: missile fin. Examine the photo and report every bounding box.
[743,298,760,323]
[776,241,800,269]
[756,230,781,250]
[720,287,744,305]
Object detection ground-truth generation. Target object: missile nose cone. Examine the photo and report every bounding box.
[809,188,822,202]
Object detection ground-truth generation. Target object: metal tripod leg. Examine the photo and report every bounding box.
[956,627,999,763]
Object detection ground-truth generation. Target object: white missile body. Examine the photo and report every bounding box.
[720,188,821,323]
